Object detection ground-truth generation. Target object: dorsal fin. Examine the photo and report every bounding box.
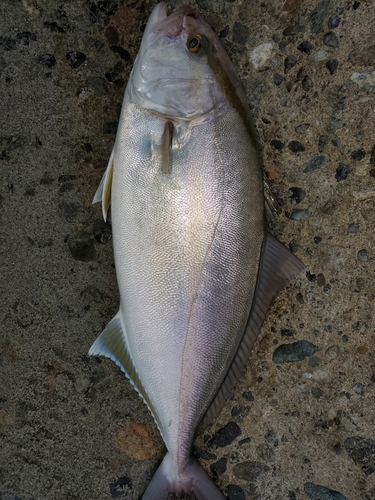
[92,148,115,221]
[263,172,280,220]
[88,313,163,436]
[197,233,307,432]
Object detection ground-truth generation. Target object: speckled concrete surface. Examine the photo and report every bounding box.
[1,1,374,499]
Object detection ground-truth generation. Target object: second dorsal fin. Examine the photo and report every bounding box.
[197,233,307,432]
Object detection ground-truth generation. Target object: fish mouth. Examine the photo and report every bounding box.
[140,3,167,44]
[150,3,198,39]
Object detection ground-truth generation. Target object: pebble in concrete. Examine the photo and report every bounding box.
[208,422,242,448]
[225,484,246,500]
[357,249,368,262]
[303,156,327,172]
[66,51,86,69]
[210,457,227,477]
[323,31,339,47]
[38,54,56,67]
[271,139,284,151]
[344,436,375,468]
[288,140,305,152]
[273,340,319,363]
[250,43,275,71]
[302,75,314,90]
[310,0,334,34]
[287,208,309,221]
[233,460,270,481]
[351,148,366,161]
[326,59,339,74]
[297,41,314,54]
[335,164,351,181]
[328,13,341,28]
[351,71,375,90]
[283,25,305,36]
[314,48,329,61]
[304,482,348,500]
[289,187,306,204]
[347,223,360,233]
[242,391,254,401]
[231,405,250,423]
[295,123,310,134]
[284,55,297,73]
[109,476,132,499]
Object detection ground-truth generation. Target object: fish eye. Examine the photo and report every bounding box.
[187,35,202,52]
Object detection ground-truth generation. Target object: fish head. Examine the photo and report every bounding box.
[129,3,233,120]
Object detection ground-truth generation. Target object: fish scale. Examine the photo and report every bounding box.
[113,99,262,456]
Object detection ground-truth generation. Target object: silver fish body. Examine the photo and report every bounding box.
[89,4,306,499]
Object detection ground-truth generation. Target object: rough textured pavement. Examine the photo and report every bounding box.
[1,0,374,499]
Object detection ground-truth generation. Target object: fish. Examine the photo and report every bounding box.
[89,3,306,499]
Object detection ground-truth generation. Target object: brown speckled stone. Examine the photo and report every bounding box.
[112,422,157,460]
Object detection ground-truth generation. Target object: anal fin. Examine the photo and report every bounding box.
[197,233,307,432]
[89,313,163,434]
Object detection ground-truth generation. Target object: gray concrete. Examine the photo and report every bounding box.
[1,0,374,499]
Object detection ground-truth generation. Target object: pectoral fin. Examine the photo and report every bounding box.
[89,313,163,435]
[198,233,307,432]
[92,148,114,221]
[160,120,173,175]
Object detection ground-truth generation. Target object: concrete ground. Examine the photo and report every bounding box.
[1,0,374,499]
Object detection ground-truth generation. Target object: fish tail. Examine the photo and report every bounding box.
[142,452,226,500]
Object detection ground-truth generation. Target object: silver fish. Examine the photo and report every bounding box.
[89,4,306,499]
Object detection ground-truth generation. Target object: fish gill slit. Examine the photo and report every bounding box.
[207,50,258,150]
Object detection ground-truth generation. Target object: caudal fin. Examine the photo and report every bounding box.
[143,452,226,500]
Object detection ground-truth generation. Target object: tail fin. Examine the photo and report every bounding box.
[143,452,226,500]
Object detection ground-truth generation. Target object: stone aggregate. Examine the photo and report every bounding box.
[1,0,374,499]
